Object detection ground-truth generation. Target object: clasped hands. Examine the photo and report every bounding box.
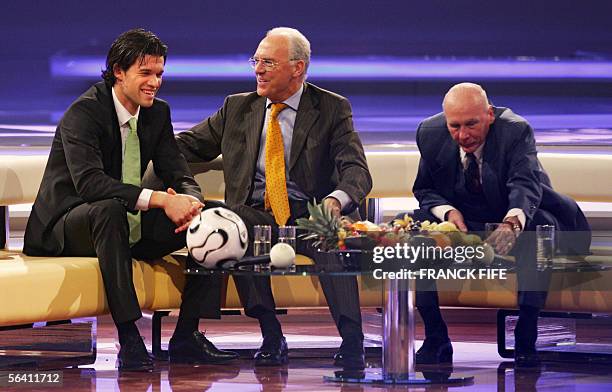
[152,188,204,233]
[446,209,518,256]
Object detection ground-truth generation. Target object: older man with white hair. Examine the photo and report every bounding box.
[177,27,372,368]
[409,82,590,367]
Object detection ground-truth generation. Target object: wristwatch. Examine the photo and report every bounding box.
[502,217,522,234]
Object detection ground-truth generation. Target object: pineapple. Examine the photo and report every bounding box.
[295,201,341,251]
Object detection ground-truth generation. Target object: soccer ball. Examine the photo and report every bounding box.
[186,207,248,268]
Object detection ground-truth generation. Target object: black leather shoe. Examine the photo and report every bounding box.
[333,351,366,369]
[416,339,453,364]
[515,350,541,368]
[254,335,288,366]
[116,335,154,372]
[333,338,365,369]
[169,331,239,364]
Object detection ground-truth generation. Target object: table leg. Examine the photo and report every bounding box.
[325,276,474,385]
[383,277,414,379]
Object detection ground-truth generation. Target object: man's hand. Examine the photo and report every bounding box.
[446,209,468,232]
[166,188,204,233]
[167,188,202,204]
[323,197,342,218]
[485,223,517,256]
[150,188,204,233]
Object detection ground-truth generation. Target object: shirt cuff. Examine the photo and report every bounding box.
[136,188,153,211]
[327,190,352,212]
[504,208,526,231]
[431,205,455,222]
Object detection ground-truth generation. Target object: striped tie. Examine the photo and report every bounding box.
[465,152,482,194]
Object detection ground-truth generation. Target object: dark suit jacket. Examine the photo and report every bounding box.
[24,82,202,256]
[413,107,590,234]
[176,82,372,211]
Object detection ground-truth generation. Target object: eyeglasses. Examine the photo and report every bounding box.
[248,57,298,71]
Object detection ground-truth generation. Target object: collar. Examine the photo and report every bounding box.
[112,87,140,127]
[460,142,485,162]
[265,83,304,111]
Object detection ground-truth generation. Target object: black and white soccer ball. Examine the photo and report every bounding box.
[186,207,248,268]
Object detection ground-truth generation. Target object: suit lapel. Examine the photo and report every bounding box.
[434,136,460,189]
[138,110,152,176]
[102,85,123,181]
[244,96,267,178]
[481,125,503,205]
[289,84,319,170]
[108,121,122,180]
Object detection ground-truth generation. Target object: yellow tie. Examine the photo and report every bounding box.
[264,103,290,225]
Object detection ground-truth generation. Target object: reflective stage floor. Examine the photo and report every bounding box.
[5,309,611,391]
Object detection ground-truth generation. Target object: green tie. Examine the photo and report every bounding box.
[123,117,141,245]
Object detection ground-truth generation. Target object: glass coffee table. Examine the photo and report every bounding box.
[185,251,475,386]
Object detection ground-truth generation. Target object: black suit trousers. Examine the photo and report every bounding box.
[61,199,222,325]
[229,202,363,335]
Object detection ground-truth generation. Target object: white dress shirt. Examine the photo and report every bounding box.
[253,84,352,210]
[430,143,526,230]
[112,88,152,211]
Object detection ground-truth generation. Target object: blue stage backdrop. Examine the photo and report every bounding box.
[3,0,612,59]
[1,0,612,147]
